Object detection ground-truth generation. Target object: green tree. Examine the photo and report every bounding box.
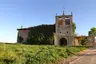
[88,27,96,44]
[72,22,76,35]
[80,37,87,46]
[89,27,96,36]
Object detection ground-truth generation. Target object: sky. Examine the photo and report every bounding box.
[0,0,96,43]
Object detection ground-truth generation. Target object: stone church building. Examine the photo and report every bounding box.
[17,12,77,46]
[17,12,96,46]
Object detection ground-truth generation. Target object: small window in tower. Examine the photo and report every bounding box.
[67,31,68,33]
[57,20,63,25]
[65,19,70,25]
[60,32,61,33]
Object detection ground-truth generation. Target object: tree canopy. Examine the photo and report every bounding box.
[88,27,96,36]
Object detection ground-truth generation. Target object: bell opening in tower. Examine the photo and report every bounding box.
[65,19,70,25]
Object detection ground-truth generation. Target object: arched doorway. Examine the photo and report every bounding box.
[59,38,67,46]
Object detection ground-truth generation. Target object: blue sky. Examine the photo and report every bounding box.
[0,0,96,43]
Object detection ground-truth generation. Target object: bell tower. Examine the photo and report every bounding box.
[54,12,73,46]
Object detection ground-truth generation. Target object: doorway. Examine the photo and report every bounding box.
[59,38,67,46]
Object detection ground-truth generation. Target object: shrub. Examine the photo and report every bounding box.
[80,37,88,46]
[26,33,54,45]
[26,33,45,45]
[17,35,23,43]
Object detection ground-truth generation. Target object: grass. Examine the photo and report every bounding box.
[0,43,87,64]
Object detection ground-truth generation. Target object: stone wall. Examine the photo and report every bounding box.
[18,29,29,42]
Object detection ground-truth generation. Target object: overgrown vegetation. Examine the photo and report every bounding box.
[77,36,88,46]
[80,37,88,46]
[24,22,76,45]
[0,43,87,64]
[26,24,55,45]
[26,33,54,45]
[17,34,23,43]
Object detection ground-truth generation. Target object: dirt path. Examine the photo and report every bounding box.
[69,48,96,64]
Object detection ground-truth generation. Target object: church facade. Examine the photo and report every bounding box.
[54,12,73,46]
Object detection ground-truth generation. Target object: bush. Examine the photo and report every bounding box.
[17,36,23,43]
[26,33,45,45]
[80,37,87,46]
[26,33,54,45]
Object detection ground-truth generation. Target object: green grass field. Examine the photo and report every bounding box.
[0,43,87,64]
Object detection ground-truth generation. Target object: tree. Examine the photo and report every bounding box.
[72,22,76,36]
[88,27,96,44]
[80,37,88,46]
[89,27,96,36]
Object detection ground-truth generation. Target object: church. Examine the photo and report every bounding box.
[17,12,89,46]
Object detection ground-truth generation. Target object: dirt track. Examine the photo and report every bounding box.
[70,48,96,64]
